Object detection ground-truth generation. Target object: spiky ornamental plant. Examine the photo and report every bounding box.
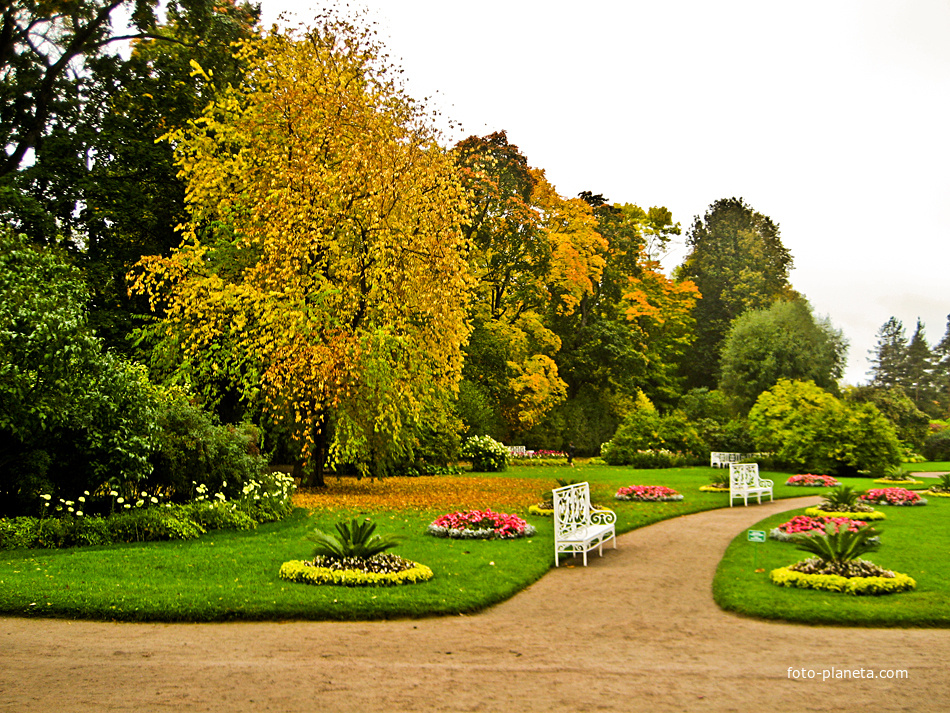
[793,522,881,565]
[308,519,403,560]
[817,485,873,513]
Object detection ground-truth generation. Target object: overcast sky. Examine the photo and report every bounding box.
[262,0,950,385]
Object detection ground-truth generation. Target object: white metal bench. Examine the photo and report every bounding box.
[553,482,617,566]
[729,463,774,506]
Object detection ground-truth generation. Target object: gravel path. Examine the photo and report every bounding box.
[2,495,948,712]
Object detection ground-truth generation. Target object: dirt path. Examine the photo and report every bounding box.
[2,495,948,712]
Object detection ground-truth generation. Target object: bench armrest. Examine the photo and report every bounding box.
[590,509,616,526]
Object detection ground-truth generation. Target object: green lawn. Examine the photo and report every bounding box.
[1,464,946,624]
[714,494,950,627]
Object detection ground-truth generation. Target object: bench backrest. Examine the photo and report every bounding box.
[553,482,591,536]
[729,462,760,489]
[712,451,757,467]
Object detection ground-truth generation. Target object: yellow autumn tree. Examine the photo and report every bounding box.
[130,17,472,483]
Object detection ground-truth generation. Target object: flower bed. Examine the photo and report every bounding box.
[768,514,874,542]
[873,477,924,485]
[279,555,433,587]
[859,488,928,506]
[785,474,840,487]
[804,507,886,521]
[923,489,950,498]
[426,509,536,539]
[699,485,729,493]
[770,561,916,595]
[615,485,684,502]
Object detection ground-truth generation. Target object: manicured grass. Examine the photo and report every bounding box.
[713,495,950,627]
[904,461,950,472]
[2,464,946,623]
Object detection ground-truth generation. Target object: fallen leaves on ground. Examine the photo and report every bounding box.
[292,475,550,513]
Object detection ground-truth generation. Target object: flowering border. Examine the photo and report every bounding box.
[426,509,536,540]
[923,490,950,498]
[770,566,916,595]
[859,488,928,506]
[699,485,729,493]
[615,485,684,502]
[279,560,433,587]
[804,507,886,521]
[785,474,840,487]
[873,478,924,485]
[768,514,873,542]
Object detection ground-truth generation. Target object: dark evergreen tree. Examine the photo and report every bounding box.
[868,317,908,389]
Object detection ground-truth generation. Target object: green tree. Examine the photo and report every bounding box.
[904,318,936,413]
[932,315,950,416]
[867,316,908,389]
[719,299,847,410]
[131,18,472,484]
[846,385,929,451]
[748,379,901,476]
[4,0,260,353]
[676,197,796,389]
[0,230,158,515]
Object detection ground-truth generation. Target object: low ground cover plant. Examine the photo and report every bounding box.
[805,485,886,520]
[0,471,296,550]
[426,509,536,539]
[615,485,684,502]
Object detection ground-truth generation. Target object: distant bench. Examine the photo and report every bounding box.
[711,452,762,468]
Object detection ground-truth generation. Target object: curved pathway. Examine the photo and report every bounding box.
[2,496,949,712]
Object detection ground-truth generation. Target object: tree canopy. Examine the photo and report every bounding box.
[131,18,472,483]
[676,197,795,389]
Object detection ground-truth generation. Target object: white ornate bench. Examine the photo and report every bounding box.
[729,462,774,506]
[553,482,617,566]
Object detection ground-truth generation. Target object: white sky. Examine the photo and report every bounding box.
[262,0,950,385]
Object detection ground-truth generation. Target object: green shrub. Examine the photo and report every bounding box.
[600,408,704,466]
[146,388,267,502]
[461,435,509,472]
[748,379,902,476]
[922,427,950,461]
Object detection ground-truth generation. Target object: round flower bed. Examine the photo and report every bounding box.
[785,474,840,487]
[426,509,536,539]
[804,506,886,521]
[615,485,684,502]
[768,514,876,542]
[279,554,434,587]
[770,559,916,595]
[923,489,950,498]
[859,488,927,506]
[527,504,554,516]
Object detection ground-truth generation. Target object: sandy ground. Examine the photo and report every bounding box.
[2,494,949,713]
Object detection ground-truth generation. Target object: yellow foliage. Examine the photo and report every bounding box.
[131,18,473,474]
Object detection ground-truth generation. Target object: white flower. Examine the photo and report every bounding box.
[40,494,51,501]
[150,496,158,504]
[76,511,83,517]
[117,497,124,504]
[135,499,144,507]
[78,496,85,503]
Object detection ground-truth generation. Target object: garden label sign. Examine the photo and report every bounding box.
[748,529,766,570]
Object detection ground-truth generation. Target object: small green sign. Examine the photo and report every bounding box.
[747,530,766,543]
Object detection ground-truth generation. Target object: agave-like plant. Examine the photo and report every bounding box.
[794,522,881,565]
[818,485,872,512]
[934,473,950,492]
[308,518,403,560]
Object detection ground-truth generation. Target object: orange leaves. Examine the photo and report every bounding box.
[292,475,548,514]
